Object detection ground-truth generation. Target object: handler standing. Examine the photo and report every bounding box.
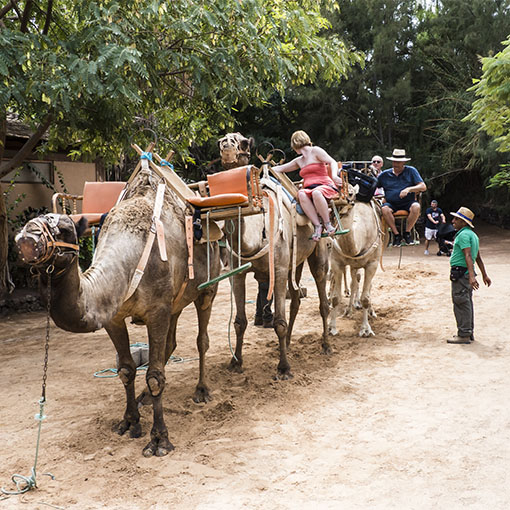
[448,207,491,344]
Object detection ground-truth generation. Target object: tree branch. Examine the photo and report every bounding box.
[42,0,52,35]
[0,0,13,20]
[20,0,32,32]
[0,114,53,179]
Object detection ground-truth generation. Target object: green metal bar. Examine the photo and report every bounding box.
[197,262,252,290]
[331,201,350,235]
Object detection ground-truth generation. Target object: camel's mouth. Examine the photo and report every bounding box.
[15,215,80,266]
[16,235,43,263]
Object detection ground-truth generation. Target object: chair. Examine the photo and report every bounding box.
[390,209,420,269]
[187,165,263,220]
[52,181,126,227]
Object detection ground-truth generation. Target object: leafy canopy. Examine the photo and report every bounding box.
[0,0,362,167]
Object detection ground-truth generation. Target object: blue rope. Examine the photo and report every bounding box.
[159,159,174,170]
[140,152,152,161]
[1,399,55,495]
[93,352,199,378]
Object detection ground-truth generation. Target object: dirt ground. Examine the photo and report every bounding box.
[1,222,509,510]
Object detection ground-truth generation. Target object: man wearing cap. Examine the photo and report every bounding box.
[377,149,427,245]
[448,207,491,344]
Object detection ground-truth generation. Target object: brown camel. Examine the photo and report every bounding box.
[328,200,384,337]
[221,160,332,379]
[15,170,220,457]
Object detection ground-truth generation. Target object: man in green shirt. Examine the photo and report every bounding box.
[448,207,491,344]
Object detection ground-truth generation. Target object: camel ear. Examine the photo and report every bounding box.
[248,137,255,151]
[74,217,89,239]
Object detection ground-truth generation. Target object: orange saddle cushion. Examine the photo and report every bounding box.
[187,193,248,208]
[393,210,409,218]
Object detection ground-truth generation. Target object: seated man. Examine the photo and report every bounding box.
[377,149,427,245]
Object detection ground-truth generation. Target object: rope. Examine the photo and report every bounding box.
[225,219,239,362]
[159,159,174,170]
[93,351,199,378]
[2,273,55,495]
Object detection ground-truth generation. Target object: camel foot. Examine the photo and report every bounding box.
[328,325,338,336]
[143,438,175,457]
[273,371,293,381]
[369,309,377,318]
[227,358,243,374]
[275,363,293,380]
[115,419,141,438]
[342,309,353,318]
[322,343,333,355]
[193,385,212,404]
[359,326,375,337]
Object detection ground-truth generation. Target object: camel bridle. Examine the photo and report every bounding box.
[16,215,80,267]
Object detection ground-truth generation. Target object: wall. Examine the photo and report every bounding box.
[3,160,97,217]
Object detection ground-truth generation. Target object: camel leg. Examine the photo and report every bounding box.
[286,263,305,348]
[273,266,292,379]
[344,267,359,318]
[192,287,217,403]
[143,315,174,457]
[343,266,350,297]
[136,312,181,408]
[352,268,362,309]
[105,319,141,439]
[359,260,378,337]
[229,272,248,373]
[308,243,332,354]
[328,263,343,336]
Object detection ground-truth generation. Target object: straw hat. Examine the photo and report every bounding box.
[451,207,475,228]
[387,149,411,161]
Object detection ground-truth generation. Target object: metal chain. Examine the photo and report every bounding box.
[41,266,53,402]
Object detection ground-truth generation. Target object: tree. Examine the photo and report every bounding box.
[465,36,510,187]
[0,0,362,295]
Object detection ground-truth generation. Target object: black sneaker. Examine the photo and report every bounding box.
[392,234,402,246]
[403,231,412,245]
[254,316,263,327]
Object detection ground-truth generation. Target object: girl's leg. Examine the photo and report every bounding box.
[298,190,322,241]
[312,190,335,234]
[298,190,320,225]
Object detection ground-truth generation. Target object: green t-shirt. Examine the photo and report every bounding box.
[450,226,479,267]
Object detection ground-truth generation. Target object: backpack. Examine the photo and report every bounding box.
[346,168,377,202]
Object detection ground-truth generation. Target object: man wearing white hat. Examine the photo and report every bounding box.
[377,149,427,245]
[448,207,491,344]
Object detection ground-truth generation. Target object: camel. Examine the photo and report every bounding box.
[15,169,220,457]
[328,200,384,337]
[214,145,331,377]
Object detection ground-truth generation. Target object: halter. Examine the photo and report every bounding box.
[17,215,80,267]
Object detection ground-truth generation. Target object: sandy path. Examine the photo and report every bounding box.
[0,223,509,510]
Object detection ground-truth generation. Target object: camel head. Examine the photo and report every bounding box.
[15,214,87,270]
[218,132,254,170]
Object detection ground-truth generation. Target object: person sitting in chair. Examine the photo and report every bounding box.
[272,130,342,242]
[377,149,427,246]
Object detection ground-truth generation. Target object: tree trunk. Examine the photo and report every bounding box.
[0,109,14,297]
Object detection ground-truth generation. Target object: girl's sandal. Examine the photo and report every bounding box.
[325,223,336,237]
[312,224,322,242]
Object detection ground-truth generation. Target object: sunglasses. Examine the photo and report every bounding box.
[371,160,382,164]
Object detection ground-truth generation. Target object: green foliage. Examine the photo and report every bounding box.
[1,0,361,170]
[465,37,510,187]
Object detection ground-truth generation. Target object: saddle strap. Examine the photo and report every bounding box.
[185,215,195,280]
[265,192,275,301]
[290,203,299,291]
[124,183,166,302]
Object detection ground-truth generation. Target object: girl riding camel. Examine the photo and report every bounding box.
[273,130,342,241]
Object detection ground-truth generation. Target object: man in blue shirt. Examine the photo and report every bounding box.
[377,149,427,245]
